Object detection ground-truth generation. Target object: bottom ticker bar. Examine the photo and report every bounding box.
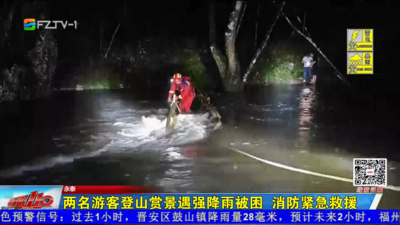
[62,186,161,194]
[0,210,398,224]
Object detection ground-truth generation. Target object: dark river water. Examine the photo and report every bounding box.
[1,84,399,209]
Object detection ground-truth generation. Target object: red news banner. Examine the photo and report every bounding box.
[62,186,160,194]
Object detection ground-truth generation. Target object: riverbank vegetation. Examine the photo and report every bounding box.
[252,40,306,84]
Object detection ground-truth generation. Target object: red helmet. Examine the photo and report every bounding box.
[173,73,182,83]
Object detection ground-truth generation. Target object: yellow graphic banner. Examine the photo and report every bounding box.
[347,52,373,74]
[347,29,373,51]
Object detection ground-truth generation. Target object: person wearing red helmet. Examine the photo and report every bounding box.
[168,73,196,113]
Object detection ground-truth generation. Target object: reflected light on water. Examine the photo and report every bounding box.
[296,87,315,151]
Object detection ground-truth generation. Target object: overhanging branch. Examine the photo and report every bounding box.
[302,11,306,34]
[255,2,261,49]
[104,23,120,59]
[296,15,311,38]
[283,14,350,86]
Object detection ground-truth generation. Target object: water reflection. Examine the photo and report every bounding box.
[295,87,316,152]
[182,145,201,158]
[159,146,199,192]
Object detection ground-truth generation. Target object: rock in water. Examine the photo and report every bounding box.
[213,121,223,131]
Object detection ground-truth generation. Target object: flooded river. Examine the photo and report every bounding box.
[0,84,399,209]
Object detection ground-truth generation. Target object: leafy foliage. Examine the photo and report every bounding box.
[126,37,207,89]
[180,49,206,89]
[254,40,306,84]
[70,37,207,90]
[76,66,121,89]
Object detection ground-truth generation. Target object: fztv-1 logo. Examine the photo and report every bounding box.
[24,18,78,31]
[23,18,36,31]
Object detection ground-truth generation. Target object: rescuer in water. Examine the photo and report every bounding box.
[168,73,196,113]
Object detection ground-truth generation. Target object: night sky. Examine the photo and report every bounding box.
[6,0,398,82]
[50,0,395,72]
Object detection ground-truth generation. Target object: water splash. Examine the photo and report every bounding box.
[0,105,215,178]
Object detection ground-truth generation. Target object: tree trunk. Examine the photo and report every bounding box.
[29,13,58,99]
[236,2,247,39]
[1,4,14,48]
[100,25,103,56]
[242,2,285,83]
[209,0,245,92]
[209,1,228,80]
[283,15,350,86]
[224,1,244,92]
[255,2,260,50]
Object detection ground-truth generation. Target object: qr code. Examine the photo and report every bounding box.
[353,158,387,186]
